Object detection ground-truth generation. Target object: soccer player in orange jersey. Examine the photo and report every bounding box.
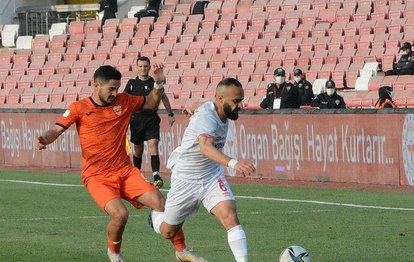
[36,65,206,262]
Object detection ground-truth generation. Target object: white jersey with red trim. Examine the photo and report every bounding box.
[167,101,228,181]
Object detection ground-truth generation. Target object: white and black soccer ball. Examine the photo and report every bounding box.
[279,245,311,262]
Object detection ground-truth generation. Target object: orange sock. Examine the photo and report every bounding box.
[107,236,122,254]
[170,229,186,252]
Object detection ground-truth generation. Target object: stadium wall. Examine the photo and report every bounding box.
[1,109,414,187]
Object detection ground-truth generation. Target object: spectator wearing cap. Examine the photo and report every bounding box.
[260,67,301,109]
[384,42,414,76]
[374,86,397,108]
[292,68,314,106]
[311,80,346,109]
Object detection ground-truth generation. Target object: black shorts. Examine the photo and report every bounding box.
[130,114,161,145]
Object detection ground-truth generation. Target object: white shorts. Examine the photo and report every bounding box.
[164,173,235,225]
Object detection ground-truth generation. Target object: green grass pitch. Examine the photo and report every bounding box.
[0,170,413,261]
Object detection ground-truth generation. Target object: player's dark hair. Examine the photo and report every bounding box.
[93,65,122,82]
[216,78,243,90]
[137,56,151,64]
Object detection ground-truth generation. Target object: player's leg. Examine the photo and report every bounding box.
[86,177,127,261]
[211,201,248,262]
[138,190,207,262]
[124,167,204,261]
[147,138,163,188]
[105,199,129,262]
[147,175,207,262]
[205,176,248,262]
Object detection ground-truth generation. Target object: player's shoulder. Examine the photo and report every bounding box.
[71,97,92,108]
[116,92,135,103]
[195,101,217,118]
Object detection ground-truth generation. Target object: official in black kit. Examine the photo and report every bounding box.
[260,67,301,109]
[124,56,175,188]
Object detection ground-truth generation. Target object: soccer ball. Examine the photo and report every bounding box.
[279,245,311,262]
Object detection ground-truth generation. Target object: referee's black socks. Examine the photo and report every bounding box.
[151,155,160,176]
[133,156,142,170]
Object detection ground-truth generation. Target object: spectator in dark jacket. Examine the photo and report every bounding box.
[311,80,346,109]
[134,0,161,21]
[385,42,414,76]
[260,67,301,109]
[292,68,314,106]
[99,0,117,27]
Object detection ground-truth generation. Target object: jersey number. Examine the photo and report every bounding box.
[218,178,227,192]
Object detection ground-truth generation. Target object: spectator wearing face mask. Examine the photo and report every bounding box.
[260,67,301,109]
[384,42,414,76]
[311,80,346,109]
[374,86,397,108]
[292,68,314,105]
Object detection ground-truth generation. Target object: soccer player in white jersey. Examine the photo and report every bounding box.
[150,78,256,262]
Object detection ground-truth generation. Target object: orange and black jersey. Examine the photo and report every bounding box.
[56,93,145,183]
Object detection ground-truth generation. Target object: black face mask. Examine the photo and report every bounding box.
[223,103,239,120]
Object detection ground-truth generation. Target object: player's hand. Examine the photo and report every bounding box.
[36,136,47,150]
[151,63,165,84]
[168,116,175,126]
[234,162,256,177]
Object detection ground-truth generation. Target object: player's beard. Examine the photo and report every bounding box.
[223,103,239,120]
[99,93,115,106]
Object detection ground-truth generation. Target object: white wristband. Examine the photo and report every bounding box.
[154,82,164,90]
[228,159,238,169]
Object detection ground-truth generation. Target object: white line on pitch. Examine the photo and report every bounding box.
[0,214,143,222]
[236,196,414,211]
[0,179,83,187]
[1,179,414,211]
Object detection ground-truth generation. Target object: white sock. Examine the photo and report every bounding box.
[227,225,248,262]
[151,210,165,234]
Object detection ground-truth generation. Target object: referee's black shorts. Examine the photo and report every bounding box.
[130,114,161,145]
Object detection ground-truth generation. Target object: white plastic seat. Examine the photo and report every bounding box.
[354,76,371,91]
[360,62,380,77]
[16,35,33,49]
[2,24,20,47]
[49,23,67,40]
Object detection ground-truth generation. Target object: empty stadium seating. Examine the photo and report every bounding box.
[1,0,414,109]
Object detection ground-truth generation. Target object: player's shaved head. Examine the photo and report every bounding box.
[216,78,243,96]
[94,65,122,83]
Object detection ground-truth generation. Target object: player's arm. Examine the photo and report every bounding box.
[123,79,133,94]
[161,93,175,126]
[36,124,66,150]
[198,135,256,177]
[182,102,203,118]
[142,63,165,110]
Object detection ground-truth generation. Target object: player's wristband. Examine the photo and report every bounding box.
[154,82,164,90]
[228,159,238,169]
[168,112,174,117]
